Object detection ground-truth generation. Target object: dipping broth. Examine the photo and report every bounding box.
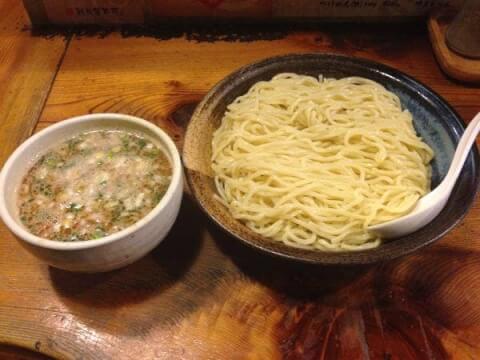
[17,130,171,241]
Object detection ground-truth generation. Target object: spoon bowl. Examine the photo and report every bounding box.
[370,112,480,238]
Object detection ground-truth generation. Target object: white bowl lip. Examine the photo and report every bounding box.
[0,113,182,251]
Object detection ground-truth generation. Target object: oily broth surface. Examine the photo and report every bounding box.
[18,130,171,241]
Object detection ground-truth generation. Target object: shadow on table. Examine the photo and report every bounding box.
[28,22,425,63]
[0,344,54,360]
[207,220,372,302]
[49,195,203,309]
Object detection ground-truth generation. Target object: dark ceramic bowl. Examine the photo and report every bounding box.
[183,53,480,265]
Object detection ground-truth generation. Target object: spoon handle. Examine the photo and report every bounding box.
[439,112,480,194]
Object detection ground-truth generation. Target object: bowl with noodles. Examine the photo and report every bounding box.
[183,54,480,264]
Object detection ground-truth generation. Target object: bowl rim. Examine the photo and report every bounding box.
[0,113,182,251]
[183,53,480,264]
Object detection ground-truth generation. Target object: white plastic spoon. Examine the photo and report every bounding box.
[369,112,480,239]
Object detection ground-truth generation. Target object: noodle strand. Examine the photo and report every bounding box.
[212,74,434,251]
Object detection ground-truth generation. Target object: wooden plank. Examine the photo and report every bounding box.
[36,28,480,130]
[2,23,480,359]
[0,0,67,358]
[0,0,67,165]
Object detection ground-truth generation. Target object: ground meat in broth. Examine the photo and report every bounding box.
[18,130,171,241]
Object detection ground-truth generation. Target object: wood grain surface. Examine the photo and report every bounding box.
[0,0,67,166]
[1,4,480,359]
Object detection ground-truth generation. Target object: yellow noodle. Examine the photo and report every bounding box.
[211,74,434,251]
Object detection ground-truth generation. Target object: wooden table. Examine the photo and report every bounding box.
[1,1,480,359]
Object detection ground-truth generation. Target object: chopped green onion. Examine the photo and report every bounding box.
[66,203,84,212]
[93,228,105,239]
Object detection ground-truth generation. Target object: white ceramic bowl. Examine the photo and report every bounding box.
[0,113,183,272]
